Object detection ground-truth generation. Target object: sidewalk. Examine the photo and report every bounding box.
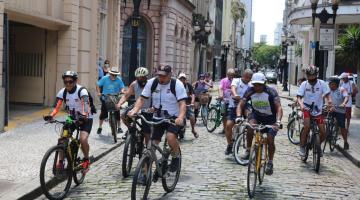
[276,83,360,167]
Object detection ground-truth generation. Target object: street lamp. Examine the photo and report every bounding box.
[221,43,230,78]
[311,0,339,27]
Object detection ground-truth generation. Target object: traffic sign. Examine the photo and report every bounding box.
[320,27,334,50]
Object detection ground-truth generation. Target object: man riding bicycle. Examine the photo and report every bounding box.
[128,64,187,172]
[219,69,236,135]
[96,67,125,135]
[328,76,349,150]
[297,65,332,157]
[116,67,152,142]
[224,69,253,155]
[236,72,283,175]
[193,74,209,120]
[44,71,93,173]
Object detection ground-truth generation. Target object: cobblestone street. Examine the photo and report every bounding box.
[36,98,360,199]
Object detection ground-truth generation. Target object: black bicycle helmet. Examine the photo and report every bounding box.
[328,76,340,86]
[62,71,78,80]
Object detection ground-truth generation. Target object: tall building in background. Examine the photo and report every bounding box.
[251,22,255,47]
[241,0,253,50]
[274,23,283,46]
[260,35,267,44]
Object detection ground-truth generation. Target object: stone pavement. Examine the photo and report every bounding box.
[35,97,360,199]
[0,112,127,199]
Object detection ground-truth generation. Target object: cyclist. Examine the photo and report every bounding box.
[128,64,187,173]
[219,68,236,135]
[224,69,253,155]
[236,72,283,175]
[178,73,198,138]
[44,71,93,172]
[297,65,332,157]
[116,67,152,141]
[193,74,208,121]
[328,76,350,150]
[339,72,358,133]
[96,67,125,135]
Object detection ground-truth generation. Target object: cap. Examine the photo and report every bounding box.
[157,65,172,75]
[251,72,266,84]
[340,72,349,79]
[178,73,187,79]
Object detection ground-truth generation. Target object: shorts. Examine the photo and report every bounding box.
[79,119,93,134]
[152,117,181,141]
[303,110,325,124]
[186,106,195,119]
[333,112,346,128]
[226,107,237,121]
[100,99,120,121]
[248,113,277,136]
[345,107,352,119]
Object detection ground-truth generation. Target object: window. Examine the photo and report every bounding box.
[99,0,108,59]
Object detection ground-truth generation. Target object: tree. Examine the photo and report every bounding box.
[338,25,360,107]
[251,43,281,68]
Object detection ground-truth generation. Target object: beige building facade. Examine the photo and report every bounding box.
[0,0,122,131]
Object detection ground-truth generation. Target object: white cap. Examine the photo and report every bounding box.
[251,72,266,84]
[340,72,349,79]
[178,73,187,79]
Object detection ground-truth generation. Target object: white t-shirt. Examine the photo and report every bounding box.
[141,78,188,117]
[297,80,330,116]
[56,84,93,118]
[340,81,354,108]
[232,78,252,98]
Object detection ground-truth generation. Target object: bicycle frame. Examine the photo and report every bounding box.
[254,131,268,173]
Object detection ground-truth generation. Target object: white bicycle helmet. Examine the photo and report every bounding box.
[135,67,149,77]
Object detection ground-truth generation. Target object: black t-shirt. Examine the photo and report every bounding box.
[183,82,194,104]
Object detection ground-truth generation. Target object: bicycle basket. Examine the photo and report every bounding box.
[200,93,209,105]
[104,95,120,111]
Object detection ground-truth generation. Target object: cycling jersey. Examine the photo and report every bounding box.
[243,85,279,118]
[297,79,330,116]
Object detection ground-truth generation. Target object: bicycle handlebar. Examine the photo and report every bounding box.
[243,122,278,131]
[134,113,175,126]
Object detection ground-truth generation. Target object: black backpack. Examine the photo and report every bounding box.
[62,87,97,114]
[150,78,177,98]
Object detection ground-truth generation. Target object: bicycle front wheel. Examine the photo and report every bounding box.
[247,146,258,199]
[109,112,118,143]
[258,144,267,185]
[287,117,301,145]
[329,126,339,152]
[122,133,135,178]
[131,153,153,200]
[313,134,321,173]
[206,107,218,133]
[162,149,182,192]
[233,128,249,166]
[40,145,72,200]
[200,106,208,126]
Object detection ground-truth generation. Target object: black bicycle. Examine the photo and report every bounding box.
[40,114,86,200]
[287,102,303,145]
[232,120,249,165]
[103,94,121,143]
[300,104,322,173]
[323,107,340,153]
[131,113,182,200]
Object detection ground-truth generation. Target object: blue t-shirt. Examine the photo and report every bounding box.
[97,75,125,95]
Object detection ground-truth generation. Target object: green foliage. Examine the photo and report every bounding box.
[338,25,360,70]
[251,43,281,67]
[295,43,302,57]
[231,0,246,23]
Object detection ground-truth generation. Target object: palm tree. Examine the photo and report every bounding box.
[338,25,360,106]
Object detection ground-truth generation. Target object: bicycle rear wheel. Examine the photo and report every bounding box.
[40,145,72,200]
[72,141,86,185]
[247,145,258,199]
[131,153,153,200]
[313,134,321,173]
[300,128,309,163]
[162,148,182,192]
[287,117,301,145]
[206,107,218,133]
[329,126,339,152]
[233,128,249,166]
[109,112,118,143]
[122,133,135,178]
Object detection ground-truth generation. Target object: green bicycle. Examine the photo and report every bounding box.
[206,98,224,132]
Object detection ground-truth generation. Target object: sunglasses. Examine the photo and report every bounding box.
[64,80,74,85]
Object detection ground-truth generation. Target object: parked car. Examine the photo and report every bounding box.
[265,71,278,84]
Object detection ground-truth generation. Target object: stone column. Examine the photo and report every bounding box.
[159,7,168,64]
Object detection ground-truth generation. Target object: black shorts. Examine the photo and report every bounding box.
[79,119,93,134]
[100,99,120,121]
[333,112,346,128]
[152,118,181,141]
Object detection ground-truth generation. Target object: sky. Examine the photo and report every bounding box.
[252,0,285,45]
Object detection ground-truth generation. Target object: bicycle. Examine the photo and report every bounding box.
[245,122,281,199]
[323,107,340,153]
[103,94,121,143]
[199,92,210,126]
[131,113,182,200]
[40,114,87,200]
[206,98,224,133]
[122,109,149,178]
[300,104,322,173]
[232,120,249,165]
[287,102,303,145]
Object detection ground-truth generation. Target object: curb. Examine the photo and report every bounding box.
[335,145,360,168]
[1,141,124,200]
[280,95,296,101]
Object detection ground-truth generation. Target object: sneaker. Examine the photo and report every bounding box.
[97,127,102,135]
[225,144,233,155]
[344,142,350,150]
[117,127,123,133]
[265,162,273,175]
[299,146,306,157]
[240,149,250,160]
[82,159,90,174]
[169,157,180,172]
